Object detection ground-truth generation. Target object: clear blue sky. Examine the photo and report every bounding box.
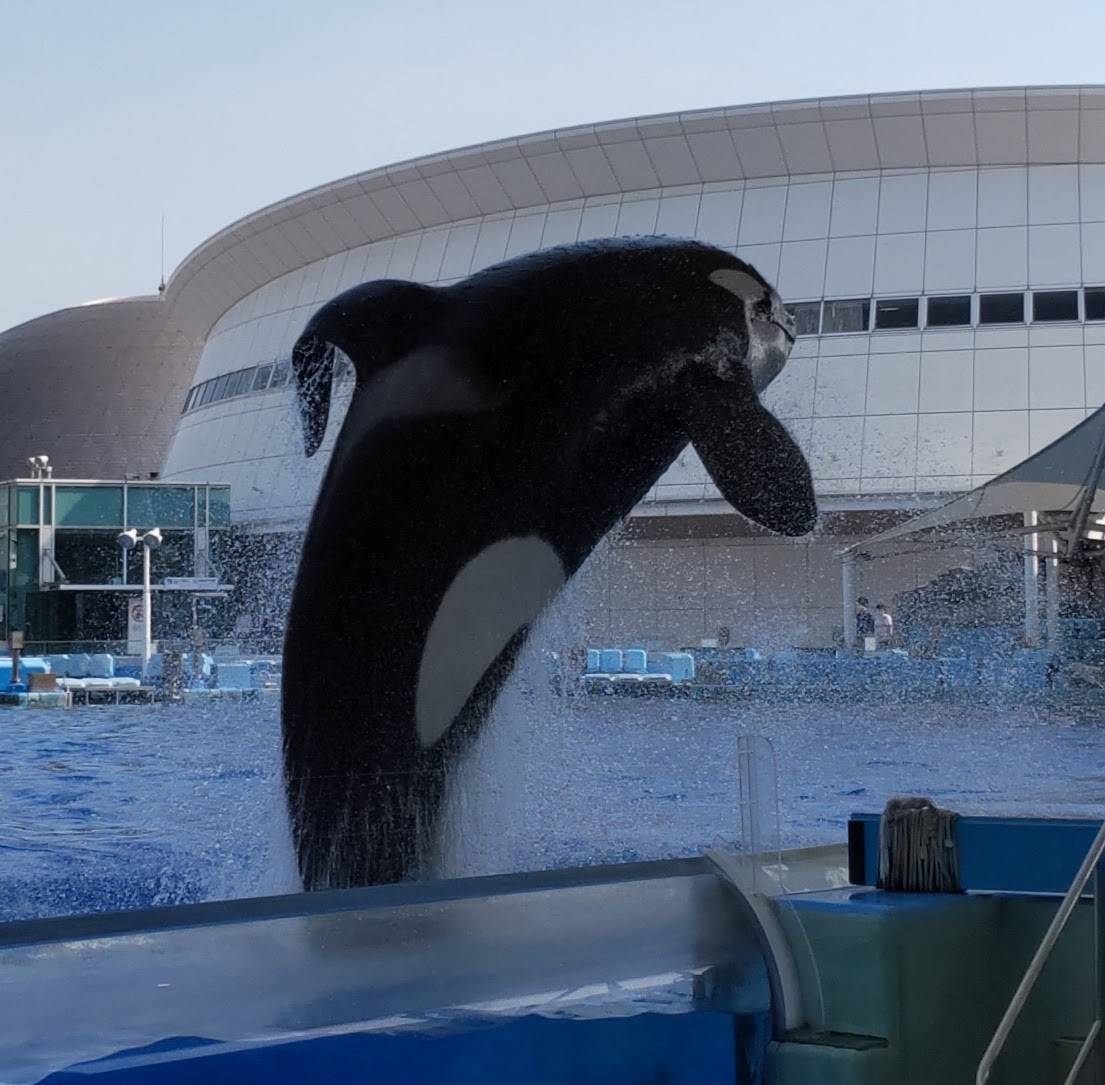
[2,0,1103,332]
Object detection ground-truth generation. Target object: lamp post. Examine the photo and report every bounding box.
[118,527,162,676]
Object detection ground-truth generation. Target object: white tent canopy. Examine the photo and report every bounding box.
[842,402,1105,557]
[839,402,1105,648]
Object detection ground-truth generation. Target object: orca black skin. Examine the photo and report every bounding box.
[283,236,816,890]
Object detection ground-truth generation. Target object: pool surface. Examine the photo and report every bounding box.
[3,695,1105,921]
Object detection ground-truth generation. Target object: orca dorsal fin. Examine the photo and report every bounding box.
[292,280,445,456]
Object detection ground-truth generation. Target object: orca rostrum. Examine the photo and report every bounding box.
[282,236,816,889]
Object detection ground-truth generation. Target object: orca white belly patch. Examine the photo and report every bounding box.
[416,537,566,749]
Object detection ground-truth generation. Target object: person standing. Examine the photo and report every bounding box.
[856,596,875,641]
[874,603,894,646]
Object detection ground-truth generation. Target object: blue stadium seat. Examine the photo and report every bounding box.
[599,649,623,673]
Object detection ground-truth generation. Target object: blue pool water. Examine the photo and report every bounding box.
[4,695,1105,922]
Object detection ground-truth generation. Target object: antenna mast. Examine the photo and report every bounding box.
[158,214,166,296]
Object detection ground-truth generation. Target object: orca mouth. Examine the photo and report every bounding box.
[292,334,336,457]
[770,320,796,345]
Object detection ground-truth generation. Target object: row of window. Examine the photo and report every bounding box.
[1,483,231,529]
[183,284,1105,416]
[182,359,292,414]
[787,287,1105,336]
[182,354,358,416]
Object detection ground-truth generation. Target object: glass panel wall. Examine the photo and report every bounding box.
[123,530,194,584]
[16,486,39,525]
[10,528,38,631]
[127,486,195,529]
[55,486,123,527]
[208,488,231,527]
[53,530,124,585]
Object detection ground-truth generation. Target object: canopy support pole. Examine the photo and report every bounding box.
[1067,418,1105,559]
[1045,534,1061,648]
[1024,511,1040,647]
[842,553,856,649]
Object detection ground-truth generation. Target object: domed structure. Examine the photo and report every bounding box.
[0,297,199,480]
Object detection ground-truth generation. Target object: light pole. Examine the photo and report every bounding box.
[118,528,162,676]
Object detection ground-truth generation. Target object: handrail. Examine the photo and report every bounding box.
[976,818,1105,1084]
[1065,1019,1102,1085]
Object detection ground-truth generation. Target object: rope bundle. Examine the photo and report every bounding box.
[877,796,961,893]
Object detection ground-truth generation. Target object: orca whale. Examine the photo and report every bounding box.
[282,236,816,890]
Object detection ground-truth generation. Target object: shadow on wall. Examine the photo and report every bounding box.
[218,528,1090,661]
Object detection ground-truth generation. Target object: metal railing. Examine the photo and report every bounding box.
[977,818,1105,1085]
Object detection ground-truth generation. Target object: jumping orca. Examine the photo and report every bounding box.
[282,236,816,890]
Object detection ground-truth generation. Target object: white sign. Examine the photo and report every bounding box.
[127,600,145,656]
[163,577,220,590]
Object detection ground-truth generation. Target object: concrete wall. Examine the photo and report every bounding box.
[558,522,982,651]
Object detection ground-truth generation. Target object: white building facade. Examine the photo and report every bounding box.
[156,86,1105,647]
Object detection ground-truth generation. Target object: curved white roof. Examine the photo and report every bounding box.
[164,85,1105,338]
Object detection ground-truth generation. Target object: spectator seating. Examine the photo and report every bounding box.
[582,647,695,691]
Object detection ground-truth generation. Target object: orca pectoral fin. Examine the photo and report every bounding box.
[689,400,817,536]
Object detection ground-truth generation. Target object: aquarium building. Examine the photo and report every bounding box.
[41,85,1105,647]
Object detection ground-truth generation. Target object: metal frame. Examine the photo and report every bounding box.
[976,819,1105,1085]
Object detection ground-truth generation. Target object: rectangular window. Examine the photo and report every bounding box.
[208,487,231,527]
[268,360,291,387]
[1032,289,1079,322]
[196,381,216,407]
[127,486,196,529]
[13,528,39,594]
[874,297,920,330]
[1086,288,1105,322]
[210,374,232,402]
[979,292,1025,325]
[55,486,123,527]
[15,487,39,525]
[785,301,821,336]
[182,388,197,413]
[54,529,124,585]
[822,298,870,334]
[252,364,273,391]
[926,295,972,327]
[230,369,254,397]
